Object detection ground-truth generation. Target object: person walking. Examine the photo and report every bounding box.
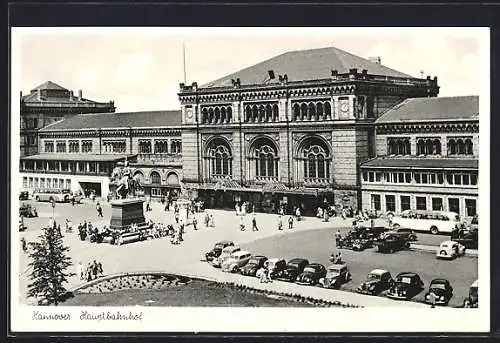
[277,215,283,230]
[21,237,27,253]
[71,195,75,206]
[96,202,103,218]
[335,229,342,242]
[175,212,180,224]
[192,216,198,230]
[204,212,210,228]
[288,216,294,230]
[77,262,84,280]
[97,261,104,277]
[146,200,152,212]
[251,215,259,231]
[209,214,215,228]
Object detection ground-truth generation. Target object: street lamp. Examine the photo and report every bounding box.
[51,199,56,220]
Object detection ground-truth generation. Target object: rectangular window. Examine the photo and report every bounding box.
[68,140,79,153]
[398,173,404,183]
[81,140,93,153]
[400,196,411,212]
[432,197,443,211]
[465,199,477,217]
[454,174,462,185]
[368,172,374,182]
[416,196,427,210]
[44,141,54,153]
[405,173,411,183]
[40,178,45,188]
[56,141,66,153]
[66,179,71,189]
[371,194,381,211]
[430,174,436,184]
[151,187,162,197]
[28,177,33,188]
[22,177,27,188]
[375,172,382,182]
[385,195,396,212]
[422,173,428,184]
[437,173,444,184]
[362,172,368,182]
[391,172,397,183]
[446,173,454,185]
[34,177,39,188]
[463,174,470,185]
[415,173,421,184]
[89,162,97,173]
[471,173,478,185]
[448,198,460,214]
[139,140,152,154]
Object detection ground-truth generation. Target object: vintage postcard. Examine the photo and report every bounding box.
[10,27,490,333]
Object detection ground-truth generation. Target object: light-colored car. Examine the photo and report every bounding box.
[221,250,252,273]
[256,258,286,279]
[34,189,82,203]
[319,264,351,289]
[436,240,466,259]
[212,246,241,268]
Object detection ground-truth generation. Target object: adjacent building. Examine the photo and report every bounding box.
[360,96,479,218]
[20,81,115,156]
[19,110,183,198]
[177,46,439,214]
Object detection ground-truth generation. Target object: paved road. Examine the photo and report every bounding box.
[16,199,475,308]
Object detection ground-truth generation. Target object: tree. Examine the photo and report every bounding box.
[27,223,75,305]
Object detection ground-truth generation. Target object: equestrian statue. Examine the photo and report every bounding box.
[111,161,144,199]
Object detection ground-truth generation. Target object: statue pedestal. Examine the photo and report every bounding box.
[109,198,146,231]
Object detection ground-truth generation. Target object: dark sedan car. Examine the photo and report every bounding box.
[240,255,268,277]
[295,263,327,286]
[276,258,309,282]
[374,234,410,253]
[387,272,424,300]
[204,241,234,262]
[424,278,453,306]
[452,231,478,250]
[357,269,394,295]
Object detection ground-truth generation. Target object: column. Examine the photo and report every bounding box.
[46,162,49,171]
[279,98,288,122]
[332,96,340,120]
[59,162,62,172]
[349,95,356,119]
[76,162,79,172]
[86,162,90,173]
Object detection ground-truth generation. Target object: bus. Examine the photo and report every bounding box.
[33,189,82,203]
[391,210,462,235]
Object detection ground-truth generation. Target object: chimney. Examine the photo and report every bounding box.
[78,90,82,100]
[369,56,381,65]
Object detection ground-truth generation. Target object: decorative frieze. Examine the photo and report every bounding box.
[377,122,479,135]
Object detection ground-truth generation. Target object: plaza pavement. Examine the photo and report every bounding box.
[16,200,438,308]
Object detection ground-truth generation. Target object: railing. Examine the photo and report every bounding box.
[302,177,330,186]
[136,153,182,165]
[21,168,110,177]
[253,176,279,183]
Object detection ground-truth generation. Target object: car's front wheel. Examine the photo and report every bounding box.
[430,226,439,235]
[35,196,40,202]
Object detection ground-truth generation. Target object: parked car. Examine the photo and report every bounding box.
[436,240,466,259]
[221,250,252,273]
[357,269,394,295]
[19,190,29,200]
[374,233,410,253]
[352,238,374,251]
[452,230,478,250]
[385,227,417,241]
[424,279,453,306]
[295,263,327,286]
[256,258,287,279]
[205,240,234,262]
[463,280,478,308]
[319,264,351,289]
[468,215,478,233]
[240,255,268,277]
[211,245,241,268]
[276,258,309,282]
[34,189,82,203]
[19,204,38,218]
[387,272,424,300]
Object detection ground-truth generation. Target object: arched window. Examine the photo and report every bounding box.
[245,105,252,122]
[457,139,465,155]
[433,139,441,155]
[259,105,266,122]
[308,103,316,120]
[133,171,145,184]
[226,107,232,123]
[202,108,208,124]
[206,139,232,178]
[448,139,457,155]
[265,104,272,122]
[324,102,332,118]
[417,139,426,155]
[252,140,279,179]
[166,172,179,186]
[208,108,214,123]
[252,105,259,122]
[293,104,300,121]
[300,138,331,180]
[404,139,411,155]
[388,139,396,155]
[425,139,433,155]
[220,107,226,124]
[316,103,324,119]
[214,107,220,124]
[465,139,473,155]
[300,103,308,120]
[272,104,279,121]
[150,171,161,185]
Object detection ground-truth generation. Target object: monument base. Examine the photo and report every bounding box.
[109,198,146,231]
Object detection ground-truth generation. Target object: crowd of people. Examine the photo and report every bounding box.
[77,260,104,282]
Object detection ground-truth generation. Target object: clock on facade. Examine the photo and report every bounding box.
[186,108,194,121]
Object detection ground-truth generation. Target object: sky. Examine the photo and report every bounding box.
[13,27,486,112]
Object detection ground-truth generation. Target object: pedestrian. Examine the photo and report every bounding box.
[259,267,267,283]
[77,262,84,280]
[252,215,259,231]
[92,260,99,279]
[239,216,246,231]
[175,212,180,224]
[96,202,103,218]
[341,208,346,220]
[288,216,294,230]
[86,262,93,281]
[193,216,198,230]
[97,261,104,277]
[146,200,152,212]
[204,212,210,228]
[21,237,27,253]
[335,229,342,241]
[266,267,273,283]
[209,214,215,228]
[71,196,75,206]
[295,207,301,221]
[277,215,283,230]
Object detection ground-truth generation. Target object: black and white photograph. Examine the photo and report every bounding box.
[10,27,490,332]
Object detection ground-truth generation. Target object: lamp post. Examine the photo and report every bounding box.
[51,199,56,219]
